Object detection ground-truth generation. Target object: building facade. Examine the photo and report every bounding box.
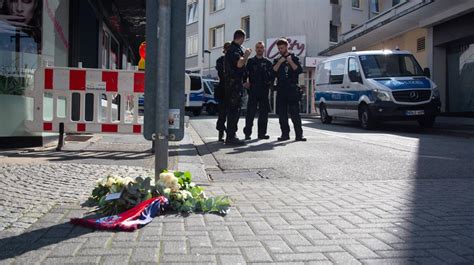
[321,0,474,115]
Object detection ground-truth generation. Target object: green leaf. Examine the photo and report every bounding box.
[135,176,144,183]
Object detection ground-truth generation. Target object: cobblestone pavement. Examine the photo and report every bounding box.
[0,163,152,234]
[1,172,474,264]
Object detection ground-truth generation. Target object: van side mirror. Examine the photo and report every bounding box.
[423,68,431,78]
[349,70,363,83]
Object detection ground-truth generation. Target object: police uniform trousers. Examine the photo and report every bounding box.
[244,87,270,137]
[215,83,227,133]
[224,80,242,139]
[276,91,303,138]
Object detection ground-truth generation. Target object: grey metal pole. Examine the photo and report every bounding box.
[155,0,171,175]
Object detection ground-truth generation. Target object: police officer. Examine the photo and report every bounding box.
[215,41,231,142]
[224,29,252,145]
[272,38,306,142]
[243,41,274,140]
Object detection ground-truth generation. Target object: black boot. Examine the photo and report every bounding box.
[225,137,246,146]
[277,135,290,141]
[295,136,307,142]
[218,131,225,142]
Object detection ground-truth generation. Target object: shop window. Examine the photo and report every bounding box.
[210,25,224,49]
[241,16,250,39]
[101,26,120,69]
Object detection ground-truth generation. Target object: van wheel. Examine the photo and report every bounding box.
[359,105,376,130]
[319,104,332,124]
[192,108,202,116]
[418,116,435,128]
[206,104,217,116]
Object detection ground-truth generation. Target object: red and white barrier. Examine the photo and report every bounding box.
[25,65,145,135]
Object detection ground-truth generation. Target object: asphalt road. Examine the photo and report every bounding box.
[191,116,474,181]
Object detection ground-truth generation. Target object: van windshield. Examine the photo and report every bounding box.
[359,54,424,78]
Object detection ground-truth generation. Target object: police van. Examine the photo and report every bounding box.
[314,50,441,129]
[186,74,220,116]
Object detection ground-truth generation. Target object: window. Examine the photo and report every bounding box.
[348,57,361,82]
[241,16,250,39]
[330,0,339,4]
[417,37,426,52]
[187,0,198,24]
[210,0,225,13]
[190,76,202,91]
[392,0,401,6]
[186,35,198,57]
[359,54,424,78]
[210,25,225,48]
[329,59,346,85]
[371,0,379,13]
[352,0,360,8]
[330,22,338,43]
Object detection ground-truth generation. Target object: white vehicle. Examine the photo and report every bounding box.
[186,74,219,116]
[314,50,441,129]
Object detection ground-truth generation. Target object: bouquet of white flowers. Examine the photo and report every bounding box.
[88,171,230,216]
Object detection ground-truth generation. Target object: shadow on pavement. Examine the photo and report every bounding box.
[0,149,153,162]
[0,222,93,261]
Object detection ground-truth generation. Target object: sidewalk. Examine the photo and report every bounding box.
[1,126,474,264]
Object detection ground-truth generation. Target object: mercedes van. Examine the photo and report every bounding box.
[314,50,441,129]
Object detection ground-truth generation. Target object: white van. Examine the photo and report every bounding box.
[186,74,220,116]
[314,50,441,129]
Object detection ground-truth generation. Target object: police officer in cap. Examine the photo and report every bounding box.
[243,41,274,140]
[224,29,252,145]
[272,38,306,142]
[215,41,232,142]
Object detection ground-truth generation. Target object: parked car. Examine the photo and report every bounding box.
[314,50,441,129]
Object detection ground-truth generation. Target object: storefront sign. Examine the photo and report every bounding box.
[266,36,306,59]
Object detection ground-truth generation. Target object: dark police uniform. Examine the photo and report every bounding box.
[243,56,274,138]
[273,53,304,139]
[215,55,226,135]
[224,41,246,142]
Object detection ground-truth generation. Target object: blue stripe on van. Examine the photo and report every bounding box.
[316,90,374,102]
[190,92,204,102]
[374,78,431,90]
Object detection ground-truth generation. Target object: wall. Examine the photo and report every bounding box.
[265,0,331,57]
[204,0,266,77]
[366,28,428,68]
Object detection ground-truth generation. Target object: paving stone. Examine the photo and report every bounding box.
[163,241,187,254]
[283,233,313,246]
[343,244,379,259]
[48,242,82,257]
[242,247,273,262]
[130,247,159,263]
[274,253,328,262]
[102,255,131,265]
[218,254,246,265]
[326,252,362,265]
[262,239,293,253]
